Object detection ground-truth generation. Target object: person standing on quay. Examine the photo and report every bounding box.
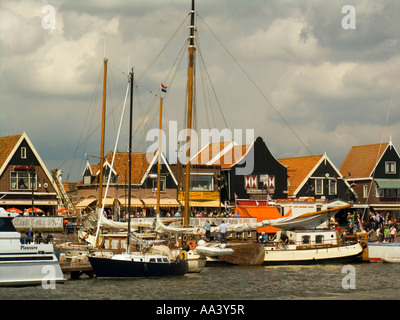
[205,220,211,241]
[220,220,227,243]
[390,225,397,243]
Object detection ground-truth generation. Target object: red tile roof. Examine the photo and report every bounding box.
[89,151,154,185]
[0,134,22,170]
[279,155,323,196]
[339,143,388,179]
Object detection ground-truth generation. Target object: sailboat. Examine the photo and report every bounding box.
[88,64,188,278]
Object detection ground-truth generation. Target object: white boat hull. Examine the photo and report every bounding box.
[263,243,363,265]
[0,255,64,286]
[368,242,400,262]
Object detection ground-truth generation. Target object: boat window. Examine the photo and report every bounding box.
[157,258,162,263]
[316,235,324,244]
[302,235,310,244]
[149,258,156,262]
[0,217,17,232]
[163,258,169,263]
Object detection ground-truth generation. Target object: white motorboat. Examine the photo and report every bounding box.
[367,242,400,262]
[263,229,364,265]
[0,209,65,286]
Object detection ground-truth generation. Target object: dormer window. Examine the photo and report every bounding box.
[83,175,91,185]
[21,147,26,159]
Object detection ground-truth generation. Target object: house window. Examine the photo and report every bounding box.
[190,173,213,191]
[385,161,396,174]
[363,185,368,198]
[21,147,27,159]
[376,188,384,198]
[328,181,337,195]
[152,176,166,192]
[384,189,396,198]
[315,179,323,195]
[10,171,37,190]
[83,175,91,185]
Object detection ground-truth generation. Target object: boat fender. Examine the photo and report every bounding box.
[180,250,188,260]
[187,241,196,250]
[361,242,367,249]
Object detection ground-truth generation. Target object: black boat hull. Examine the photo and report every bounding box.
[88,257,188,278]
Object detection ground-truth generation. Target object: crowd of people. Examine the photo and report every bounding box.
[96,207,239,221]
[366,211,397,243]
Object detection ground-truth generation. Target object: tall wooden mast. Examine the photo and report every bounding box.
[156,88,164,216]
[127,68,134,252]
[98,58,108,212]
[184,0,196,227]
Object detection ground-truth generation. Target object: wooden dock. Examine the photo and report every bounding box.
[60,261,94,279]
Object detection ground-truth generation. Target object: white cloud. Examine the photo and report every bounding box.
[1,0,400,181]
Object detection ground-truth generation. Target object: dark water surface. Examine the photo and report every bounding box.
[1,262,399,300]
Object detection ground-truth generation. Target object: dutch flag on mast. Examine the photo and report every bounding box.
[161,83,167,93]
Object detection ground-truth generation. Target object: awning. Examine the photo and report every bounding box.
[375,180,400,189]
[102,198,115,206]
[180,200,223,208]
[118,198,143,207]
[142,198,180,207]
[76,198,96,208]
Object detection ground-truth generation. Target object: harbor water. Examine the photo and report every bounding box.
[1,262,399,300]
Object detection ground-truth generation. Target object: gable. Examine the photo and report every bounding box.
[373,144,400,179]
[9,138,40,167]
[0,132,58,193]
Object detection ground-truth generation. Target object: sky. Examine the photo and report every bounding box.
[1,0,400,182]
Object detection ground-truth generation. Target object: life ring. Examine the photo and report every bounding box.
[187,241,196,250]
[179,250,187,259]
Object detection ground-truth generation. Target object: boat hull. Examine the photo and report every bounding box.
[368,242,400,262]
[217,242,265,266]
[186,251,206,273]
[88,256,188,278]
[0,255,65,286]
[263,243,363,265]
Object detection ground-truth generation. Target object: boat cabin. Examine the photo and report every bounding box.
[273,229,341,250]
